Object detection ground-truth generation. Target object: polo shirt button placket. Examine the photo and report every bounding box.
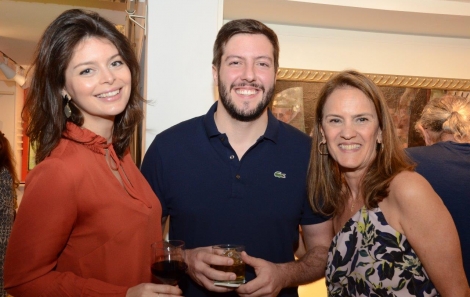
[230,155,235,160]
[235,174,241,179]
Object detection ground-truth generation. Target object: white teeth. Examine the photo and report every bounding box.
[339,144,360,150]
[236,89,257,95]
[97,89,120,98]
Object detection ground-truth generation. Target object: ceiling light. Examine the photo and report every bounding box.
[0,51,27,88]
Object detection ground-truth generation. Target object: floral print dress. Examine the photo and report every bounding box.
[0,167,15,297]
[326,206,439,297]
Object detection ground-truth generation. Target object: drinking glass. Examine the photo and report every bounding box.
[211,244,245,287]
[151,240,187,285]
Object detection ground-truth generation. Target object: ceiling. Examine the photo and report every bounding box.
[0,0,127,67]
[225,0,470,39]
[2,0,470,69]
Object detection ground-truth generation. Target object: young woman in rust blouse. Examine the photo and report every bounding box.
[4,9,182,297]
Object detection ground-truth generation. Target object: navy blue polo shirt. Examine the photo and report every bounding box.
[406,142,470,285]
[141,102,326,297]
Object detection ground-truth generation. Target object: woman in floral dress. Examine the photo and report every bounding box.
[0,132,18,297]
[307,70,469,296]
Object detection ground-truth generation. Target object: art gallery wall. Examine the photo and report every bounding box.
[272,23,470,81]
[144,1,470,150]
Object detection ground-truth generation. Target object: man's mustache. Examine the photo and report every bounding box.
[230,83,265,92]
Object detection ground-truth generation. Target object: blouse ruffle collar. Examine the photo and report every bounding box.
[63,122,111,155]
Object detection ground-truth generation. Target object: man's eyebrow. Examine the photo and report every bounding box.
[224,55,273,61]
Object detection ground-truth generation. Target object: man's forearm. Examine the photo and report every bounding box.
[277,245,329,288]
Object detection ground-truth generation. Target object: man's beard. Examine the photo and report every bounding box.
[218,79,275,122]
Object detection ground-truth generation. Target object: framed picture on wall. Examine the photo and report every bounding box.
[272,68,470,148]
[125,0,147,167]
[27,141,37,171]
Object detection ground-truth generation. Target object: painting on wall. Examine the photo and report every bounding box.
[271,86,305,132]
[27,141,37,171]
[272,68,470,148]
[125,1,146,167]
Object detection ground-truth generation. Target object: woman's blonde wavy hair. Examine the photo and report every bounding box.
[416,95,470,143]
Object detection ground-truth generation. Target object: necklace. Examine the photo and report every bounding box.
[350,196,357,213]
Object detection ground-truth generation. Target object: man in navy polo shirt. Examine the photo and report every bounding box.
[141,19,333,297]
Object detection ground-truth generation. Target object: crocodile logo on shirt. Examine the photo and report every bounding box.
[274,171,286,178]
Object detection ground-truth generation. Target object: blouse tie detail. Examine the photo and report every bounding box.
[63,122,153,208]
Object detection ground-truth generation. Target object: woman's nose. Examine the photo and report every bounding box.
[340,123,356,139]
[101,68,116,84]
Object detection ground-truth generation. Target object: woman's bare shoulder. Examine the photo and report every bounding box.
[388,170,441,209]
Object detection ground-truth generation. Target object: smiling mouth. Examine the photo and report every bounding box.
[339,144,361,150]
[235,89,258,95]
[96,89,120,98]
[232,82,264,96]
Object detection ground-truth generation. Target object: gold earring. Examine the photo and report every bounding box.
[63,94,72,118]
[377,140,384,152]
[318,140,328,155]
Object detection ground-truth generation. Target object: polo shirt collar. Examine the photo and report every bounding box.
[203,101,280,143]
[203,102,221,138]
[264,108,280,143]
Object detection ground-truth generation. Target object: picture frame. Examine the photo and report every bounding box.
[273,68,470,148]
[125,1,147,167]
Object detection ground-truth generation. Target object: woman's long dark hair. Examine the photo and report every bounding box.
[23,9,144,163]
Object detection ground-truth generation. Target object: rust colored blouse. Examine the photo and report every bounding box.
[4,123,162,297]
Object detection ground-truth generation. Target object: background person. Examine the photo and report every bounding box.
[141,19,333,297]
[307,70,469,296]
[0,132,18,297]
[4,9,182,297]
[406,94,470,285]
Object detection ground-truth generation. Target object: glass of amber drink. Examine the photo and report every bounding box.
[211,244,245,287]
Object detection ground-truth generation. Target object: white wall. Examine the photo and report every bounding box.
[144,0,222,150]
[0,79,23,174]
[272,23,470,79]
[0,81,16,146]
[144,1,470,152]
